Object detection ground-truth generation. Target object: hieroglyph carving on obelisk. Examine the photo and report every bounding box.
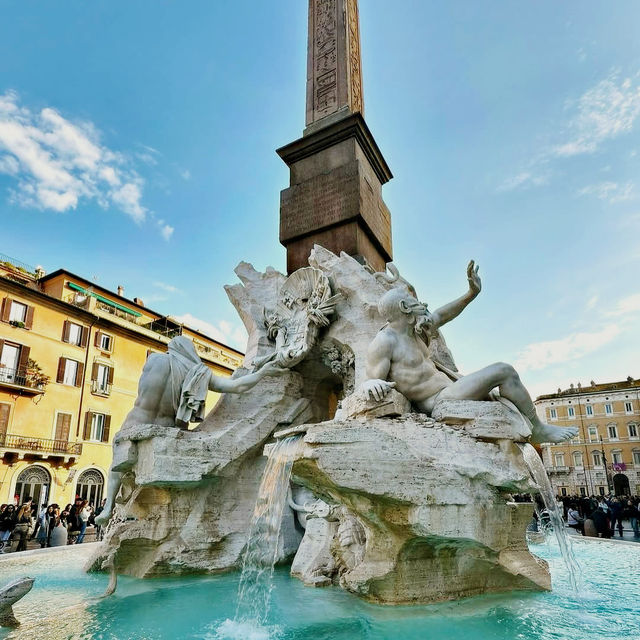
[306,0,364,127]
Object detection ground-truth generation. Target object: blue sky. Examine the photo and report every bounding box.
[1,1,639,397]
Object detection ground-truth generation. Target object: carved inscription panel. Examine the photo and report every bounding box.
[313,0,339,118]
[346,0,363,114]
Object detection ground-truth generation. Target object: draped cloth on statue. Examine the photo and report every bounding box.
[168,336,212,424]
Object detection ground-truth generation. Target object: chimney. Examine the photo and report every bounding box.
[134,297,144,307]
[34,265,46,279]
[117,285,124,296]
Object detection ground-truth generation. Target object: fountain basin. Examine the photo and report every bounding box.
[0,539,638,639]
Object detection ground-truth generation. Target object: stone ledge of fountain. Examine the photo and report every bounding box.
[288,411,550,604]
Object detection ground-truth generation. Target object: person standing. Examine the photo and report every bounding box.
[66,498,84,544]
[567,504,584,535]
[0,504,16,553]
[36,505,54,548]
[49,506,68,547]
[609,498,624,537]
[623,499,639,538]
[76,501,92,543]
[14,500,33,551]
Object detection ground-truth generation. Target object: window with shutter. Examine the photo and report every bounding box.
[54,412,72,441]
[0,298,11,322]
[9,301,27,323]
[98,333,113,351]
[0,402,11,437]
[80,326,89,348]
[62,321,71,343]
[83,412,93,440]
[17,345,30,374]
[24,305,34,329]
[75,361,84,387]
[65,322,83,346]
[102,415,111,442]
[56,358,66,383]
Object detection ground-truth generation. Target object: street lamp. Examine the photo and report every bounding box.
[600,436,612,495]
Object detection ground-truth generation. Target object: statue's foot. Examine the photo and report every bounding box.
[95,511,111,528]
[530,422,578,444]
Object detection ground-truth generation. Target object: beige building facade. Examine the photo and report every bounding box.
[0,253,243,509]
[535,378,640,497]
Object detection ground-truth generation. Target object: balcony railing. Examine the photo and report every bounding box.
[547,466,570,474]
[96,300,140,324]
[0,366,46,394]
[91,380,112,396]
[0,433,82,456]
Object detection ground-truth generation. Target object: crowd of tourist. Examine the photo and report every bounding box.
[512,492,640,539]
[0,496,107,553]
[557,494,640,539]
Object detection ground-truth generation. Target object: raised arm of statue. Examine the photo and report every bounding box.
[430,260,481,329]
[209,360,286,394]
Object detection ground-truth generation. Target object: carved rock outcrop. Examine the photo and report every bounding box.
[288,410,549,604]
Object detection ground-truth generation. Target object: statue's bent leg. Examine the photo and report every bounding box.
[437,363,578,444]
[437,363,516,402]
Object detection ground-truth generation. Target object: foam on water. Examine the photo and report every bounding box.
[212,619,282,640]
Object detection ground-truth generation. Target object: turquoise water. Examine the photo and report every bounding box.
[1,539,639,640]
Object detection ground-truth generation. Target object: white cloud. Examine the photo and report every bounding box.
[179,168,191,181]
[577,181,634,203]
[553,72,640,156]
[497,170,549,193]
[157,219,174,241]
[606,293,640,317]
[514,324,621,372]
[0,91,173,238]
[172,313,247,351]
[154,281,181,294]
[586,295,598,310]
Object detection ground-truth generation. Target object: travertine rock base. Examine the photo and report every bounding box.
[290,414,550,603]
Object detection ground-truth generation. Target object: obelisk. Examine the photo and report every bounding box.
[278,0,393,274]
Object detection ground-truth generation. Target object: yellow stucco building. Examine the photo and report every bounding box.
[535,378,640,497]
[0,254,242,509]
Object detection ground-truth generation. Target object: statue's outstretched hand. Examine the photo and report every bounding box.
[360,379,396,402]
[261,361,289,376]
[467,260,481,294]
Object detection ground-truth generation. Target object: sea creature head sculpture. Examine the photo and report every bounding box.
[0,576,35,627]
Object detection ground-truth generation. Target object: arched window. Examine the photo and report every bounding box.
[572,451,583,467]
[15,465,51,507]
[75,468,104,507]
[592,451,603,467]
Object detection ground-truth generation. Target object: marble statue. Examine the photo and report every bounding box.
[0,577,34,627]
[253,267,340,370]
[361,261,578,444]
[96,336,285,527]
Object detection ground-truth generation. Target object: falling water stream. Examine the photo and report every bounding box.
[216,436,302,638]
[519,443,583,593]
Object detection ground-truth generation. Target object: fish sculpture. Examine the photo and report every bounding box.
[0,576,34,627]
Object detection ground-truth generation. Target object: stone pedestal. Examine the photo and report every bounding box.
[278,113,393,273]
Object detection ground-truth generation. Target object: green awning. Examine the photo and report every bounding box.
[67,282,142,317]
